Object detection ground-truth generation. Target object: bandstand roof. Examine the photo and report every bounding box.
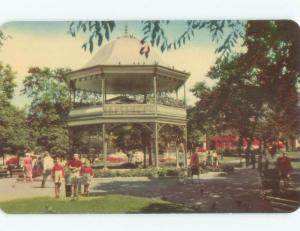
[66,36,190,94]
[83,36,168,67]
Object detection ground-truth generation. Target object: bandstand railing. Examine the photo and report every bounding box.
[69,103,186,117]
[103,103,155,114]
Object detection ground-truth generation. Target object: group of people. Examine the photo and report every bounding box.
[189,149,221,181]
[22,152,94,198]
[190,150,220,170]
[189,146,294,194]
[259,150,293,195]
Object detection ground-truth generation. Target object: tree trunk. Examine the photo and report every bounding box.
[245,136,255,166]
[237,135,244,164]
[285,139,289,152]
[143,144,147,168]
[148,142,153,166]
[245,113,260,166]
[258,138,262,153]
[237,135,243,155]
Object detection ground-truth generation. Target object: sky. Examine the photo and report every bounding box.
[0,21,237,108]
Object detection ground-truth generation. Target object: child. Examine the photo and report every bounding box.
[52,157,64,198]
[80,160,94,196]
[64,164,72,197]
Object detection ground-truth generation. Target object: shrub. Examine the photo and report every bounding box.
[93,167,183,178]
[221,148,238,156]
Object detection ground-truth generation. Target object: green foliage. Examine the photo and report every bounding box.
[187,107,210,147]
[22,67,72,153]
[141,20,171,52]
[70,125,102,154]
[191,20,300,150]
[113,125,145,152]
[68,20,245,55]
[0,30,10,48]
[0,63,29,155]
[68,21,116,53]
[159,125,184,153]
[243,21,300,143]
[188,81,217,144]
[93,167,183,178]
[190,81,210,99]
[0,105,30,154]
[0,64,16,104]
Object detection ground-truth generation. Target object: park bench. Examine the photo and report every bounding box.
[10,168,24,177]
[266,196,300,212]
[0,169,9,178]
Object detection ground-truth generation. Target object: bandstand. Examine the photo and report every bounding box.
[66,35,190,168]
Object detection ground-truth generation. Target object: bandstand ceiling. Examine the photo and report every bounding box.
[74,74,185,94]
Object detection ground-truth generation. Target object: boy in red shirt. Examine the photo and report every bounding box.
[80,160,94,196]
[52,157,64,198]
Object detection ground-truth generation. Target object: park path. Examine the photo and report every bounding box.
[0,167,273,212]
[90,168,273,212]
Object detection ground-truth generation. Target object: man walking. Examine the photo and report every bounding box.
[277,152,293,191]
[41,151,54,188]
[190,150,200,183]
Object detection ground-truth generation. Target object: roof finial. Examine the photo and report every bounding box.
[124,24,128,37]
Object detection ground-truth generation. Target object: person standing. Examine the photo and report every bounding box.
[23,153,33,182]
[41,152,54,188]
[80,160,94,196]
[212,150,218,167]
[64,163,72,197]
[190,151,200,183]
[207,151,213,166]
[265,150,280,195]
[277,152,293,190]
[52,157,64,198]
[68,153,82,197]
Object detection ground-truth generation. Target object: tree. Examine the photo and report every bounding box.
[188,82,218,150]
[110,124,153,166]
[0,30,9,48]
[0,63,16,105]
[0,63,29,162]
[0,63,16,157]
[243,21,300,149]
[191,54,263,161]
[191,21,300,159]
[68,20,245,56]
[22,67,72,154]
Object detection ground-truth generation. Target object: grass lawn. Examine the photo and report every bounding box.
[0,195,192,214]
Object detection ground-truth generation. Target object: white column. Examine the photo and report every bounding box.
[175,144,179,168]
[155,122,159,168]
[153,76,157,114]
[184,126,188,167]
[102,78,105,107]
[184,82,187,108]
[102,123,107,170]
